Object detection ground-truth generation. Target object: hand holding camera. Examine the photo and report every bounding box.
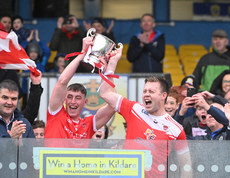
[57,17,64,29]
[179,97,196,116]
[62,15,79,28]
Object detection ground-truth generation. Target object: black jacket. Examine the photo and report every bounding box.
[50,26,85,54]
[178,114,210,140]
[127,30,165,73]
[206,126,228,140]
[21,83,43,124]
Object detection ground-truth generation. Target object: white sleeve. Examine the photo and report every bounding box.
[93,116,97,132]
[48,105,63,116]
[115,95,122,112]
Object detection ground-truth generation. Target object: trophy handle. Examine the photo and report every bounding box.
[87,28,96,37]
[114,43,123,50]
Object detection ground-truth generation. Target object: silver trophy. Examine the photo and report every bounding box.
[83,28,122,73]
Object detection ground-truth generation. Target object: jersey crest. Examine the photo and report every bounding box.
[144,128,156,140]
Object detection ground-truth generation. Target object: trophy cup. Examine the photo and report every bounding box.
[83,28,122,73]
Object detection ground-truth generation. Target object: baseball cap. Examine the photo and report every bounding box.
[212,29,228,38]
[181,74,198,89]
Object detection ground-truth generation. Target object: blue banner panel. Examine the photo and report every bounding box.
[193,3,230,19]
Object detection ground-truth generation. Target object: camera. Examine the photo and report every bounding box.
[64,18,72,24]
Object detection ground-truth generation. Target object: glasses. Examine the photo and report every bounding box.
[223,80,230,84]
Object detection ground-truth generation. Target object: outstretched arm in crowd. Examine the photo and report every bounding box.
[193,93,229,126]
[49,37,93,112]
[21,71,43,124]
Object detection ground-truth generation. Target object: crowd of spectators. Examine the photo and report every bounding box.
[0,13,230,141]
[1,13,230,177]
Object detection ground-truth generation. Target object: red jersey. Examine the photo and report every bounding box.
[116,96,187,177]
[45,106,96,139]
[116,96,186,141]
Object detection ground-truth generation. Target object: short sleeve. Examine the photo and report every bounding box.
[115,96,136,122]
[47,105,64,121]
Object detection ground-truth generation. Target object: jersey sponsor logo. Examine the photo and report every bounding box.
[144,128,156,140]
[163,124,169,132]
[141,109,149,116]
[84,79,106,110]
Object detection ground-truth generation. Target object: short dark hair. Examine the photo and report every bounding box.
[0,80,19,93]
[67,83,87,96]
[12,15,23,24]
[0,15,11,21]
[32,120,45,129]
[141,13,155,21]
[145,76,169,95]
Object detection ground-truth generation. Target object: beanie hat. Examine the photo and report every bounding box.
[27,41,40,54]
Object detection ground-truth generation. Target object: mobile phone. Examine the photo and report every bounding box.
[187,88,197,97]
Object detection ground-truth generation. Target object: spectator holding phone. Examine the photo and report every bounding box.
[176,91,229,140]
[50,15,85,55]
[173,75,198,119]
[49,14,87,72]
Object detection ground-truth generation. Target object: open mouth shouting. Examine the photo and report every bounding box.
[145,99,152,106]
[201,115,206,120]
[96,134,102,139]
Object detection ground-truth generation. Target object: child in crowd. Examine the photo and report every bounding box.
[12,15,30,45]
[32,120,45,139]
[22,29,50,72]
[165,88,179,118]
[49,53,66,73]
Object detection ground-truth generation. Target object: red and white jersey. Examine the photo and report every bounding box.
[116,96,186,141]
[45,106,96,139]
[116,97,188,177]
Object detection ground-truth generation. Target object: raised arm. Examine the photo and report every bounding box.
[97,47,123,129]
[99,47,123,110]
[21,71,43,124]
[49,37,93,112]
